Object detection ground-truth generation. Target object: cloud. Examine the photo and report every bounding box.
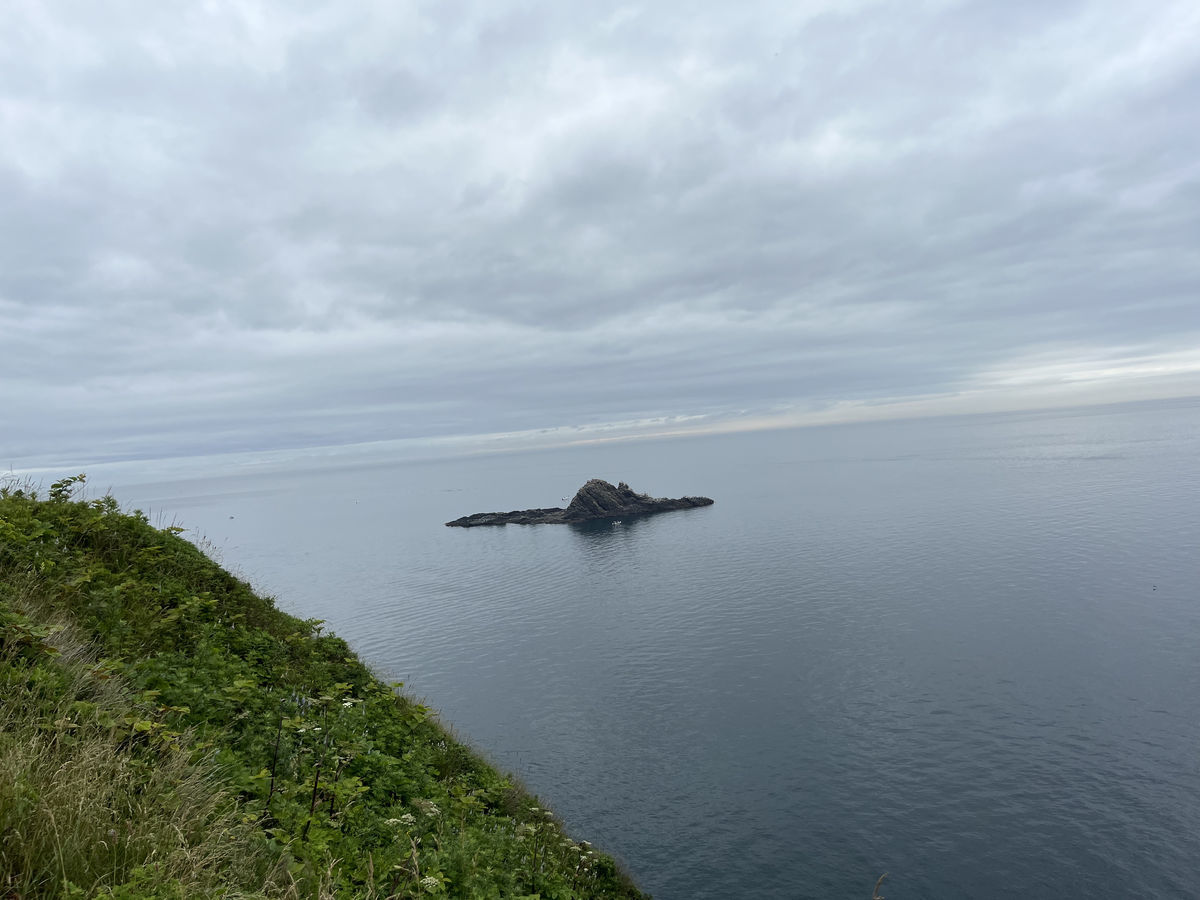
[2,0,1199,470]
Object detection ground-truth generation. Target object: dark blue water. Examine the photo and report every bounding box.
[118,399,1200,899]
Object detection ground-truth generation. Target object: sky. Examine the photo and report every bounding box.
[3,0,1199,473]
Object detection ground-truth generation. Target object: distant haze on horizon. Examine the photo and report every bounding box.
[3,1,1199,472]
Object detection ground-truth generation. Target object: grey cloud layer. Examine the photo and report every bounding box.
[3,0,1199,466]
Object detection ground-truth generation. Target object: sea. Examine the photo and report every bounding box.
[98,398,1199,899]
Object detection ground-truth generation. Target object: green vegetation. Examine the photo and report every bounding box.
[0,475,646,899]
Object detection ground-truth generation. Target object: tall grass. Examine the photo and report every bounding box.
[0,575,296,899]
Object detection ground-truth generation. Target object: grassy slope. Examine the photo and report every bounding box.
[0,477,646,899]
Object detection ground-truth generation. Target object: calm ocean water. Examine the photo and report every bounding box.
[114,399,1200,899]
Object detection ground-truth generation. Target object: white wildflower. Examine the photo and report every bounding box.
[419,875,440,890]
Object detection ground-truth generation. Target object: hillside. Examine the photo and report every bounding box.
[0,475,646,899]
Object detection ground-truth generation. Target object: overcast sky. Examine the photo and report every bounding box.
[3,0,1199,471]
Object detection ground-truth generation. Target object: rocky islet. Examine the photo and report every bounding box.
[445,478,714,527]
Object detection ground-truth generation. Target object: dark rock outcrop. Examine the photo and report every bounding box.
[445,479,714,527]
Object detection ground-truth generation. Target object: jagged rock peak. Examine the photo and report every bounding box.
[565,479,650,518]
